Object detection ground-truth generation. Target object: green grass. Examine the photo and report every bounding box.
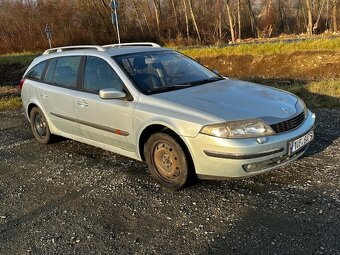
[0,52,37,65]
[0,96,22,111]
[180,38,340,58]
[284,80,340,109]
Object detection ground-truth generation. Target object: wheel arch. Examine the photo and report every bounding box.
[138,123,196,174]
[27,102,38,120]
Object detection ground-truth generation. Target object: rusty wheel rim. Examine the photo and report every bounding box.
[34,112,47,138]
[153,141,181,182]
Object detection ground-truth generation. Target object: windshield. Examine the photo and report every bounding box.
[114,51,223,94]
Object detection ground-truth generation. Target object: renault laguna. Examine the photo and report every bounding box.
[20,43,315,190]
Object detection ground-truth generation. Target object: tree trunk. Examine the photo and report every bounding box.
[152,0,161,41]
[237,0,241,40]
[188,0,201,42]
[218,0,222,40]
[182,0,190,40]
[332,0,338,32]
[246,0,258,37]
[171,0,180,35]
[226,0,236,43]
[132,0,144,38]
[313,0,325,33]
[306,0,313,35]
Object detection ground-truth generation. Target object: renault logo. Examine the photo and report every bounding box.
[281,107,289,114]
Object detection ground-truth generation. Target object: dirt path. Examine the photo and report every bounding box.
[0,109,339,254]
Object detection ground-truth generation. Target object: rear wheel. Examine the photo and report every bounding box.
[145,133,191,190]
[30,107,52,144]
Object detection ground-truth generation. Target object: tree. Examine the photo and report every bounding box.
[188,0,201,42]
[306,0,313,35]
[332,0,339,32]
[226,0,236,43]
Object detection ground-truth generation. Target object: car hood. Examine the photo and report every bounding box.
[152,79,299,123]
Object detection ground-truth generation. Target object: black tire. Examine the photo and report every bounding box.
[29,107,52,144]
[144,133,192,190]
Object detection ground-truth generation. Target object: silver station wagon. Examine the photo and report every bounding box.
[20,43,315,190]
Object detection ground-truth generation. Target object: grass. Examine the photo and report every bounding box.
[0,96,21,111]
[0,51,37,65]
[285,80,340,109]
[180,38,340,58]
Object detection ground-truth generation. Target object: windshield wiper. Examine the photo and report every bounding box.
[172,76,224,87]
[145,76,224,94]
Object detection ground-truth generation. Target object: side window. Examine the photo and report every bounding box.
[26,60,47,80]
[84,56,124,93]
[52,56,81,89]
[44,58,57,83]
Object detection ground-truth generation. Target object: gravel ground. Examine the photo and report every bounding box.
[0,109,339,255]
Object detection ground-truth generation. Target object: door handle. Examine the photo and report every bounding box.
[77,100,88,107]
[40,92,48,99]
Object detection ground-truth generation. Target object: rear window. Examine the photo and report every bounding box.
[49,56,81,89]
[26,61,47,80]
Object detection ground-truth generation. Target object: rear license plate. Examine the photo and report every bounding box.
[289,130,314,155]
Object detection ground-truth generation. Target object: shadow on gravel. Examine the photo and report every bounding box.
[200,189,339,254]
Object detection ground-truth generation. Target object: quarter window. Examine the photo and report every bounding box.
[44,58,57,83]
[83,57,124,93]
[52,56,81,89]
[26,61,47,80]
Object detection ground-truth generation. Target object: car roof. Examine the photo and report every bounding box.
[41,43,171,58]
[26,43,173,75]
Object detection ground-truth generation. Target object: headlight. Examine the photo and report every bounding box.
[200,119,275,138]
[297,97,307,117]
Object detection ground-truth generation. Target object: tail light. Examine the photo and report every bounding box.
[19,78,25,91]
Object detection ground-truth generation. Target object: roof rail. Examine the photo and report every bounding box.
[43,45,106,55]
[103,42,161,48]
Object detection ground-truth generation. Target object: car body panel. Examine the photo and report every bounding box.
[38,84,82,137]
[183,110,315,178]
[153,79,298,122]
[75,92,136,152]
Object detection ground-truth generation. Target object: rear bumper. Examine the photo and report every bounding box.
[183,110,316,179]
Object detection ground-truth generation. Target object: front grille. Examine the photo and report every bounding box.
[270,112,305,134]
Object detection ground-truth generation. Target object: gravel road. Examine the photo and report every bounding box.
[0,109,339,255]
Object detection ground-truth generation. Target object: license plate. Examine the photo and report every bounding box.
[289,130,314,155]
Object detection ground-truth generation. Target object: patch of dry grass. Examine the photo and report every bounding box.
[0,96,21,111]
[180,38,340,58]
[278,80,340,109]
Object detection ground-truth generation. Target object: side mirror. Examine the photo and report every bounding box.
[99,88,126,99]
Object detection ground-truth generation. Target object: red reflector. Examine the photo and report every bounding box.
[19,79,25,91]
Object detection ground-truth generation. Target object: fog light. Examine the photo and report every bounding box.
[244,163,257,172]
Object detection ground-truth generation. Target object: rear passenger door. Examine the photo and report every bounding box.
[38,56,83,136]
[75,56,136,151]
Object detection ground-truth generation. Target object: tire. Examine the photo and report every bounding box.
[29,107,52,144]
[144,133,192,190]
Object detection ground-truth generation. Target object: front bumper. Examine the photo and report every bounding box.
[184,110,316,179]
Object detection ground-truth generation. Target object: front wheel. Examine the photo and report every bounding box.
[144,133,192,190]
[29,107,52,144]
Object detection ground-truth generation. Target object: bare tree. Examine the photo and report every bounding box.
[152,0,161,41]
[237,0,241,40]
[306,0,313,35]
[226,0,236,43]
[181,0,190,40]
[246,0,259,37]
[332,0,339,32]
[188,0,201,42]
